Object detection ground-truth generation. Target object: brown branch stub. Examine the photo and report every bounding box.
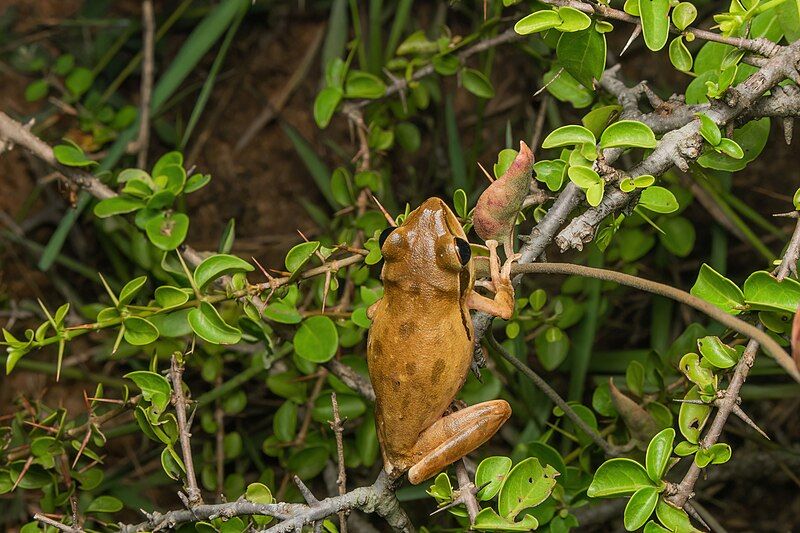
[329,392,349,533]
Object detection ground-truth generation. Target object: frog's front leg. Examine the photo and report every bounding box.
[467,239,519,320]
[406,399,511,484]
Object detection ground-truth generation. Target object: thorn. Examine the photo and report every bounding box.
[477,161,495,183]
[11,455,33,491]
[783,117,794,145]
[731,404,770,440]
[293,475,320,506]
[621,24,642,56]
[370,194,397,227]
[684,502,710,532]
[534,68,564,97]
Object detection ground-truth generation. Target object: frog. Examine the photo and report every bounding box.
[366,197,517,485]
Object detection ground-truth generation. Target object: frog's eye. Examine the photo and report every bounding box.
[454,238,471,267]
[379,227,396,249]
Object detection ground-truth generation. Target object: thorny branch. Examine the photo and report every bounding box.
[7,14,800,533]
[666,214,800,510]
[170,352,203,507]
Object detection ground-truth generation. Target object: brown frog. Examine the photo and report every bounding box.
[366,197,516,484]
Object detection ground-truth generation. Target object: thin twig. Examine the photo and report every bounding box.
[33,513,82,533]
[170,352,203,507]
[454,460,481,525]
[134,0,154,168]
[330,392,348,533]
[486,331,622,456]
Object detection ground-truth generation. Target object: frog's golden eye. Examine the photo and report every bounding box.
[454,237,471,267]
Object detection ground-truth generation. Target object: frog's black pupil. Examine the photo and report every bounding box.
[379,227,395,249]
[455,238,471,266]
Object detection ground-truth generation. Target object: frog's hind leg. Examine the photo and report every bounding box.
[407,400,511,485]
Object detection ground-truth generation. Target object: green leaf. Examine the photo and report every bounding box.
[285,241,321,273]
[86,495,123,514]
[514,9,562,34]
[273,401,298,442]
[65,67,93,96]
[543,125,596,149]
[690,263,745,315]
[294,315,338,363]
[94,196,146,218]
[645,428,674,483]
[697,336,739,369]
[188,301,242,344]
[698,113,721,145]
[498,458,559,519]
[344,70,386,99]
[396,122,421,152]
[312,392,366,422]
[286,446,328,479]
[672,2,697,30]
[655,498,699,532]
[145,212,189,251]
[706,442,732,464]
[669,37,693,72]
[626,360,645,397]
[54,53,75,75]
[658,216,695,257]
[697,117,770,171]
[473,508,539,531]
[680,353,715,389]
[24,79,49,101]
[313,87,342,129]
[462,68,495,99]
[125,370,171,412]
[263,301,303,324]
[161,446,184,480]
[743,270,800,312]
[494,149,518,179]
[567,165,601,189]
[557,7,592,32]
[582,105,622,137]
[639,0,671,51]
[155,286,191,309]
[535,326,570,370]
[674,441,699,457]
[534,159,568,191]
[600,120,657,149]
[624,486,659,531]
[678,386,710,444]
[118,275,148,306]
[184,173,211,193]
[475,456,513,500]
[123,317,159,346]
[53,144,95,167]
[194,254,254,291]
[639,186,678,214]
[556,28,607,89]
[716,138,744,159]
[453,189,468,218]
[587,458,655,497]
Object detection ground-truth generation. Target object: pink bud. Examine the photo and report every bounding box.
[473,141,534,243]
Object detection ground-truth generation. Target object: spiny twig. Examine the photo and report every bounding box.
[170,352,203,507]
[330,392,349,533]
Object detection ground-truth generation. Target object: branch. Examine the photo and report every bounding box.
[556,39,800,251]
[170,353,203,507]
[329,392,348,533]
[34,513,82,533]
[539,0,781,55]
[508,262,799,382]
[666,214,800,509]
[133,0,154,168]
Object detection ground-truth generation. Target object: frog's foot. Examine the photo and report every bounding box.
[467,240,517,319]
[407,400,511,485]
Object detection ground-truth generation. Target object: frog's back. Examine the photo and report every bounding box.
[367,289,473,470]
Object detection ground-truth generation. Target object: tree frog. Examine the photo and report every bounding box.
[367,197,516,484]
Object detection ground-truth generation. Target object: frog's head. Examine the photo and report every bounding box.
[379,197,473,291]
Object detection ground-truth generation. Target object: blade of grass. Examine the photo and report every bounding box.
[179,4,246,149]
[348,0,367,69]
[384,0,413,61]
[367,0,383,73]
[445,94,469,194]
[281,121,335,209]
[322,0,349,72]
[567,247,602,401]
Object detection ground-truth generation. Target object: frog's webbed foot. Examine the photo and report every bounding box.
[467,240,518,320]
[406,400,511,484]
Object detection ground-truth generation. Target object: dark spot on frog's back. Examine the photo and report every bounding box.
[430,359,446,384]
[398,321,416,336]
[405,361,417,375]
